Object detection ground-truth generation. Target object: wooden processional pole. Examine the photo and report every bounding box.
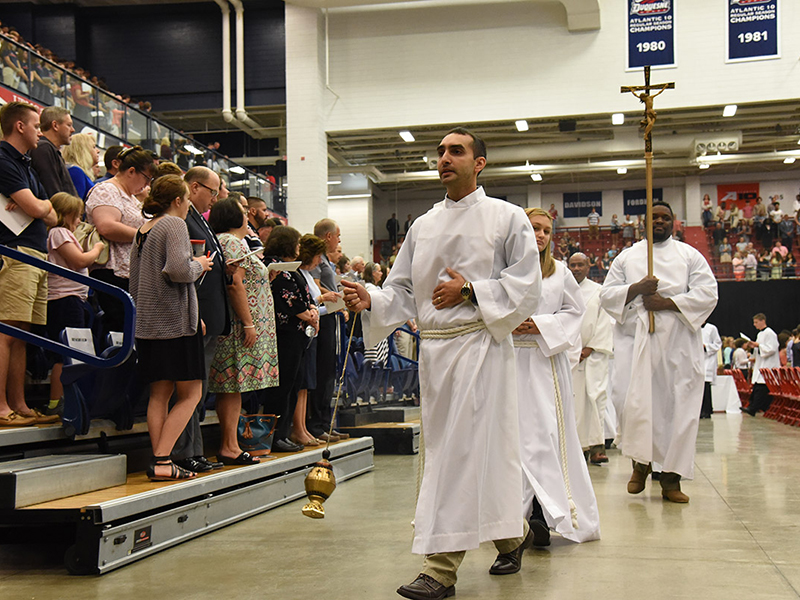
[621,66,674,333]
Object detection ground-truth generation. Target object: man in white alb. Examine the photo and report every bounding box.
[743,313,780,416]
[568,253,613,464]
[343,128,541,600]
[700,322,722,419]
[600,202,718,503]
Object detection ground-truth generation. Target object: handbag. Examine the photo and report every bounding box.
[73,221,110,265]
[237,414,278,456]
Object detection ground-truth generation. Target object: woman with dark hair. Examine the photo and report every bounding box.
[262,226,320,452]
[362,261,383,291]
[513,207,599,546]
[206,198,279,464]
[129,175,212,480]
[291,234,338,446]
[203,198,278,465]
[86,145,156,332]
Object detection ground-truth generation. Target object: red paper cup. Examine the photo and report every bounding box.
[190,239,206,257]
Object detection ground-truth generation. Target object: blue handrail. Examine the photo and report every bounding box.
[0,245,135,368]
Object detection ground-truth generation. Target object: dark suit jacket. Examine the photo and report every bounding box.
[30,136,78,198]
[185,205,231,337]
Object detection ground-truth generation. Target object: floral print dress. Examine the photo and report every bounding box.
[209,234,279,393]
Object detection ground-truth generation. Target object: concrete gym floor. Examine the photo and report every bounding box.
[2,413,800,599]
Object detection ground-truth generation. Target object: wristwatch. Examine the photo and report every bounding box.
[460,281,473,303]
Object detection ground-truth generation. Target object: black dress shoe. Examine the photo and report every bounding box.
[529,518,551,547]
[273,438,304,452]
[173,457,213,473]
[396,573,454,600]
[194,455,223,469]
[489,527,534,575]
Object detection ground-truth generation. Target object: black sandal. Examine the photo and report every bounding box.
[146,456,197,481]
[217,451,260,466]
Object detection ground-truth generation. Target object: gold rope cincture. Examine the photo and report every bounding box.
[513,338,579,528]
[412,321,486,533]
[550,355,579,529]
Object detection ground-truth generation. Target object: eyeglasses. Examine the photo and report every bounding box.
[137,170,154,185]
[197,181,219,198]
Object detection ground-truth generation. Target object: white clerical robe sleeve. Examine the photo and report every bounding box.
[758,329,779,359]
[472,210,541,343]
[669,250,718,332]
[585,293,613,355]
[532,267,585,358]
[362,230,417,349]
[599,251,634,325]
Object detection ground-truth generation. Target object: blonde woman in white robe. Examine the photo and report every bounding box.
[513,207,601,545]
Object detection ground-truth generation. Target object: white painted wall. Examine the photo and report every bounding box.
[328,195,374,261]
[325,0,800,132]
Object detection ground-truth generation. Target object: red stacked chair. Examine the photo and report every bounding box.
[725,369,752,408]
[761,368,784,421]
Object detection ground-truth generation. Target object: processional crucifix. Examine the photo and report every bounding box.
[621,66,674,333]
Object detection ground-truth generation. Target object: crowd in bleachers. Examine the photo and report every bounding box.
[0,100,373,482]
[701,193,800,280]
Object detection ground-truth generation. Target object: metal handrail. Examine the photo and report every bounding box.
[0,32,286,214]
[0,245,135,368]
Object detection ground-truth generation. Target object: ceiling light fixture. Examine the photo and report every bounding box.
[530,173,543,182]
[515,120,529,132]
[617,167,628,175]
[784,157,796,164]
[723,104,737,118]
[612,113,625,125]
[699,163,710,170]
[399,130,415,142]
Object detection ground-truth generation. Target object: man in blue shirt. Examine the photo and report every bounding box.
[0,101,58,427]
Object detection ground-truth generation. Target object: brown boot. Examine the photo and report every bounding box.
[660,472,689,503]
[627,461,652,494]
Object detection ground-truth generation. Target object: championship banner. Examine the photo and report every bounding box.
[727,0,779,62]
[563,191,602,218]
[627,0,675,70]
[623,188,663,215]
[716,182,759,210]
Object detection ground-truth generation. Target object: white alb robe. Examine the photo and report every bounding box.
[600,238,718,479]
[751,326,780,384]
[515,262,600,543]
[572,277,613,450]
[362,187,541,555]
[702,323,722,384]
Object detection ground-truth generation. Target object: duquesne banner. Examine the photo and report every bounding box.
[727,0,779,62]
[627,0,675,70]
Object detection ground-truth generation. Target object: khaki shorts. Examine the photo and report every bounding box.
[0,247,48,325]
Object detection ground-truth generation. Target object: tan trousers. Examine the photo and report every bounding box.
[420,520,530,588]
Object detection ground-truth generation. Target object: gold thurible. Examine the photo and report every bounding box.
[302,452,336,519]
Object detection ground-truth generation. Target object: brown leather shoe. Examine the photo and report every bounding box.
[396,574,455,600]
[589,452,609,464]
[489,527,534,575]
[627,462,652,494]
[0,411,36,427]
[662,489,690,503]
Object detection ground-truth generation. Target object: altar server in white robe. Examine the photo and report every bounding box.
[343,128,541,600]
[743,313,780,416]
[700,322,722,418]
[512,208,600,546]
[600,202,718,503]
[568,252,614,464]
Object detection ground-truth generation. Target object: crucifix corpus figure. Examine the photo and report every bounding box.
[620,66,674,333]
